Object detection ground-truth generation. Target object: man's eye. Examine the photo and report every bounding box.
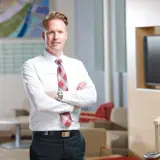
[47,32,54,35]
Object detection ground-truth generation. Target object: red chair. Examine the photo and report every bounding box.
[95,102,114,120]
[79,102,114,123]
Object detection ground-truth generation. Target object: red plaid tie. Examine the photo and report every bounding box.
[56,59,72,127]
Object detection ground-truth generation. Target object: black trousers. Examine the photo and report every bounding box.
[30,130,85,160]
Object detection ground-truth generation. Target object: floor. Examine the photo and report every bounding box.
[0,147,29,160]
[0,148,126,160]
[0,132,30,160]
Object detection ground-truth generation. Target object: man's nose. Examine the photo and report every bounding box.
[53,33,58,39]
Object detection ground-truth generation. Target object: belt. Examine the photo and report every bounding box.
[33,130,79,138]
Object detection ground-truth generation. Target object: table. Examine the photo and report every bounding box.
[0,116,30,149]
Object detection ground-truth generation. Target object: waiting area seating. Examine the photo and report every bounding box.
[9,100,128,159]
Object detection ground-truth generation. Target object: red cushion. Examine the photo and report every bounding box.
[80,111,95,117]
[95,102,114,120]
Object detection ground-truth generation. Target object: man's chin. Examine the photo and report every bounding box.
[48,47,60,52]
[46,47,62,55]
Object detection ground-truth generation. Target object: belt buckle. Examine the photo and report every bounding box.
[44,131,48,135]
[61,131,70,137]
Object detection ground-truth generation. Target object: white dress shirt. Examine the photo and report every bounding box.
[21,50,97,131]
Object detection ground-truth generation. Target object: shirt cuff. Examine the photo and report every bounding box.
[62,91,76,102]
[62,91,75,112]
[70,105,74,112]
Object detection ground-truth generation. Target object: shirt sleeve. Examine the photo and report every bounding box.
[62,62,97,107]
[21,62,74,113]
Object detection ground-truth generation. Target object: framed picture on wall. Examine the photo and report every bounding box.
[0,0,50,38]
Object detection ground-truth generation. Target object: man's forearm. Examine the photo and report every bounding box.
[62,88,97,107]
[45,81,97,107]
[45,80,97,108]
[45,91,79,111]
[45,91,58,99]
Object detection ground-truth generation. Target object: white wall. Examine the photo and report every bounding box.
[0,74,26,130]
[127,0,160,157]
[0,75,26,116]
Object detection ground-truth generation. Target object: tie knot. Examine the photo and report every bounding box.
[55,59,62,65]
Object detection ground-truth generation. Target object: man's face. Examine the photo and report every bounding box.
[42,19,67,55]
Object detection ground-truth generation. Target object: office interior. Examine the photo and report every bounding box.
[0,0,160,159]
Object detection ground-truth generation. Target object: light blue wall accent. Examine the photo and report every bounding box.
[94,0,104,71]
[75,0,105,111]
[110,0,127,107]
[0,39,44,74]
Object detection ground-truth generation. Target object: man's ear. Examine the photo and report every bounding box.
[42,32,45,40]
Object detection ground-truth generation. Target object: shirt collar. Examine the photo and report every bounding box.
[43,49,64,63]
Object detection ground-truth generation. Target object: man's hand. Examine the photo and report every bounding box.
[46,91,58,100]
[74,81,87,110]
[74,105,80,111]
[76,81,87,90]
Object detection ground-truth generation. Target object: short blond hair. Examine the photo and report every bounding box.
[42,11,68,30]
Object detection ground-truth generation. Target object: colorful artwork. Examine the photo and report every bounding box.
[0,0,49,38]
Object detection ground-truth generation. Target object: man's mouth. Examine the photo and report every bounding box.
[52,42,60,44]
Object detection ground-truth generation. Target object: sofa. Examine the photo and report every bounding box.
[86,107,128,156]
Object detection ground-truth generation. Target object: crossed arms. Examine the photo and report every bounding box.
[21,61,97,114]
[46,81,90,110]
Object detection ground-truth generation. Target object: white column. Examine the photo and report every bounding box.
[103,0,112,102]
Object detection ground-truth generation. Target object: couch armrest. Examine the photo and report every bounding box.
[93,121,127,130]
[110,123,127,130]
[14,108,29,117]
[92,121,113,129]
[106,130,128,148]
[80,128,107,157]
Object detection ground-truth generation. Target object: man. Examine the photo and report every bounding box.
[21,11,97,160]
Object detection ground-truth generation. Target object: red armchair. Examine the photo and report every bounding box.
[95,102,114,120]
